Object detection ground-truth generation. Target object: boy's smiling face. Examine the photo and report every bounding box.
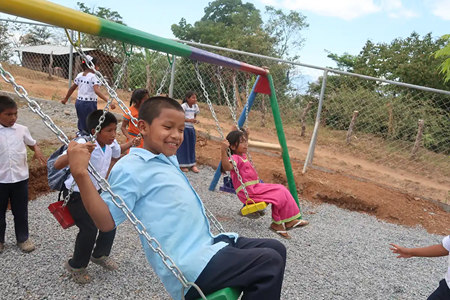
[138,108,185,156]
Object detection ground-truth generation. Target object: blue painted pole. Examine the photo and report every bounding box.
[209,76,261,191]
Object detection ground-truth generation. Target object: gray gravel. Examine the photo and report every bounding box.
[0,100,447,299]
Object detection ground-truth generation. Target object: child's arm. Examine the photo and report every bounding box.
[120,137,141,154]
[93,86,116,110]
[67,141,116,232]
[27,143,46,164]
[62,84,78,104]
[121,119,132,141]
[54,143,96,169]
[390,243,449,258]
[220,140,234,172]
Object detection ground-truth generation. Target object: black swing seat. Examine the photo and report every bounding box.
[195,287,241,300]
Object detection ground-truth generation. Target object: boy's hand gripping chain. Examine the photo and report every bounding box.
[0,63,208,300]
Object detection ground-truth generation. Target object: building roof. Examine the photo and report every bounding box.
[15,45,97,55]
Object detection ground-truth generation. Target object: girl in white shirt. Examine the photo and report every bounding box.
[177,91,200,173]
[61,55,116,135]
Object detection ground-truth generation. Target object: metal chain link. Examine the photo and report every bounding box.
[195,64,252,202]
[216,70,239,130]
[156,64,171,96]
[0,63,207,300]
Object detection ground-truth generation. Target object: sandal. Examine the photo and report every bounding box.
[180,167,189,172]
[191,166,200,173]
[269,227,291,239]
[286,219,310,230]
[91,255,118,271]
[64,260,91,284]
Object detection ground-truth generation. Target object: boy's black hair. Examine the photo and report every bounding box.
[139,96,184,125]
[182,90,197,104]
[86,110,117,134]
[0,95,17,113]
[130,88,149,106]
[226,128,248,155]
[81,56,99,71]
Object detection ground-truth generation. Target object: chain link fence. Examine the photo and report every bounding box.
[1,19,450,190]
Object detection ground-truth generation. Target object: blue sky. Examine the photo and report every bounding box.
[2,0,450,78]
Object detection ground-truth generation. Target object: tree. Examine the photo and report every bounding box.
[0,22,12,62]
[19,25,52,46]
[264,6,309,60]
[435,34,450,82]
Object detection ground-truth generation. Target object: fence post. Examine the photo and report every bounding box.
[411,119,425,158]
[346,110,359,145]
[303,70,328,173]
[169,55,176,98]
[67,30,74,103]
[300,101,313,137]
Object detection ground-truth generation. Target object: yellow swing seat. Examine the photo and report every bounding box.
[195,287,241,300]
[240,199,268,216]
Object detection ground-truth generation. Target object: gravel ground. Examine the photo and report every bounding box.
[0,100,448,299]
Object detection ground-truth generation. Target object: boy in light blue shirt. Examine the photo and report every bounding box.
[65,96,287,300]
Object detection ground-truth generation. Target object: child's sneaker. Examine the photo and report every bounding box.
[17,239,35,253]
[90,255,118,270]
[64,260,91,284]
[0,243,4,253]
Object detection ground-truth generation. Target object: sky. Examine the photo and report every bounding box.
[1,0,450,79]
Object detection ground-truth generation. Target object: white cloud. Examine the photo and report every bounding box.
[429,0,450,20]
[263,0,419,20]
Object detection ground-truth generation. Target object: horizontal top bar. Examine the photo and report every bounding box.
[0,0,268,76]
[176,39,450,97]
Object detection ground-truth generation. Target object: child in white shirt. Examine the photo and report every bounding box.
[390,237,450,299]
[0,96,46,253]
[61,55,116,135]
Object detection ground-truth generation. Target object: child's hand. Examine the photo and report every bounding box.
[61,98,68,105]
[67,141,93,177]
[132,136,141,147]
[110,103,116,110]
[221,139,230,151]
[390,244,413,258]
[194,119,200,124]
[33,150,47,165]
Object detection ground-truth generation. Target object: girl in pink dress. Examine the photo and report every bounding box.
[220,128,309,239]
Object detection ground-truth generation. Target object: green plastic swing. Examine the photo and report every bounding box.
[195,287,241,300]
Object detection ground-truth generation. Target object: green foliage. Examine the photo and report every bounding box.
[434,34,450,82]
[0,22,11,62]
[19,26,51,46]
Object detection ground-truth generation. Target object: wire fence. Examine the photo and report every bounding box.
[1,19,450,191]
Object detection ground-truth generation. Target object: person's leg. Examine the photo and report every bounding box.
[9,180,30,243]
[0,183,10,245]
[185,237,286,300]
[66,191,98,269]
[428,279,450,300]
[191,128,199,173]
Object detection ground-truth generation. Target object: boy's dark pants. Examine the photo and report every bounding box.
[0,180,29,243]
[185,236,286,300]
[63,188,116,269]
[428,279,450,300]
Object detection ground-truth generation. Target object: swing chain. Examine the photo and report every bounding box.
[216,69,239,130]
[0,62,208,300]
[156,64,171,96]
[195,64,252,201]
[204,207,225,233]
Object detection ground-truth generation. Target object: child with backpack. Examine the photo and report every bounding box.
[65,96,287,299]
[61,55,116,135]
[53,110,137,283]
[0,96,46,253]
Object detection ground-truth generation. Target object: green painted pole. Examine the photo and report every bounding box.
[267,74,302,217]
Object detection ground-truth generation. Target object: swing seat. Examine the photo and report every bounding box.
[195,287,241,300]
[240,201,268,216]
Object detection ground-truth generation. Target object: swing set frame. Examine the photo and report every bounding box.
[0,1,302,298]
